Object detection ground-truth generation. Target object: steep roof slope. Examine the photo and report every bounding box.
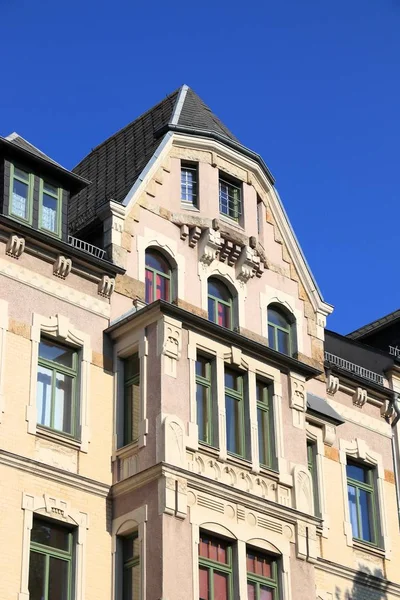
[4,133,62,167]
[69,85,238,234]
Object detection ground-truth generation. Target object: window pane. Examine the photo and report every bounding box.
[156,273,169,301]
[43,182,58,195]
[247,582,256,600]
[348,485,359,538]
[39,340,74,368]
[125,381,140,442]
[359,489,373,542]
[145,251,170,273]
[125,354,140,381]
[268,325,276,350]
[28,551,46,600]
[218,302,230,328]
[258,408,269,466]
[15,167,29,181]
[214,571,229,600]
[277,329,290,355]
[225,370,240,391]
[48,557,69,600]
[123,534,139,562]
[54,372,73,433]
[347,463,367,483]
[31,519,70,550]
[199,567,209,600]
[145,269,154,303]
[42,192,58,232]
[37,366,52,427]
[208,297,215,322]
[181,167,196,203]
[199,535,228,563]
[260,585,274,600]
[268,308,289,329]
[226,394,240,454]
[208,279,231,302]
[196,357,209,379]
[196,383,209,443]
[12,179,29,219]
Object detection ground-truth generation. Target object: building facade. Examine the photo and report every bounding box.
[0,86,400,600]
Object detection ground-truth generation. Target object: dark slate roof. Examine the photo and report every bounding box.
[347,309,400,340]
[4,133,62,167]
[306,393,344,425]
[69,85,241,234]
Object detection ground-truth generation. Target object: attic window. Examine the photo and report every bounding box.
[181,162,198,207]
[219,173,242,222]
[40,180,61,236]
[10,165,33,223]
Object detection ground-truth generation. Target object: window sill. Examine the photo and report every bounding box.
[36,426,81,450]
[227,452,252,470]
[353,539,385,558]
[198,442,220,457]
[181,202,199,212]
[219,215,244,231]
[115,440,139,460]
[259,464,280,479]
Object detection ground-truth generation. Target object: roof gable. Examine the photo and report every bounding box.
[4,132,62,167]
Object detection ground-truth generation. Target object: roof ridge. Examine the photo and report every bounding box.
[169,84,189,126]
[347,308,400,339]
[74,86,183,169]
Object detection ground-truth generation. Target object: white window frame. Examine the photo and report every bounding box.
[19,491,88,600]
[339,437,390,558]
[27,313,91,451]
[112,505,147,600]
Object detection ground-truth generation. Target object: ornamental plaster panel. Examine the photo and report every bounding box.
[0,258,109,317]
[157,315,182,378]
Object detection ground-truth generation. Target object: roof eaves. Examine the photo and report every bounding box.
[347,309,400,339]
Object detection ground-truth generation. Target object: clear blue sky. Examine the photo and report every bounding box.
[1,0,399,333]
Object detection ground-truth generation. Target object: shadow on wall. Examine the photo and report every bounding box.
[334,567,388,600]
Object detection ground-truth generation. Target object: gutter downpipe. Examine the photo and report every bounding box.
[389,393,400,525]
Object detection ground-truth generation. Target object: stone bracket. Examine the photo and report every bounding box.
[98,275,115,298]
[6,234,25,258]
[53,255,72,279]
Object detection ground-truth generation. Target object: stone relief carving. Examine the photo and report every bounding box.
[293,465,313,514]
[53,255,72,279]
[163,415,185,468]
[158,316,182,377]
[199,228,222,265]
[6,234,25,258]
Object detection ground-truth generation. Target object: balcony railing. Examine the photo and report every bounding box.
[324,351,384,386]
[68,235,106,260]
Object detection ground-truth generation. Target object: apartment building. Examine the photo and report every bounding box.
[0,85,399,600]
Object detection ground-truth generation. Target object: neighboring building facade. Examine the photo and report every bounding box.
[0,85,400,600]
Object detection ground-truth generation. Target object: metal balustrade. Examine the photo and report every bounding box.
[68,235,106,260]
[324,351,384,386]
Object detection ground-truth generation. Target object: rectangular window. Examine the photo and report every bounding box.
[247,547,279,600]
[123,353,140,446]
[256,379,274,468]
[196,355,214,445]
[199,533,232,600]
[122,531,140,600]
[225,368,245,457]
[10,164,33,222]
[347,460,377,544]
[307,440,319,515]
[181,162,198,206]
[40,180,61,236]
[29,517,74,600]
[219,174,242,221]
[36,338,78,437]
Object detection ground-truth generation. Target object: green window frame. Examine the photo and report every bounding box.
[219,175,242,222]
[199,533,233,600]
[225,368,245,457]
[9,163,34,224]
[208,278,233,330]
[256,379,274,468]
[347,460,377,545]
[28,517,74,600]
[123,353,140,446]
[196,355,214,446]
[267,305,293,356]
[36,338,79,438]
[39,179,62,237]
[307,440,319,516]
[145,249,172,303]
[246,546,279,600]
[122,531,140,600]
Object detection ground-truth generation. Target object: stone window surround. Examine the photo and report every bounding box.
[187,330,292,486]
[113,327,149,457]
[306,421,330,537]
[0,299,8,422]
[260,287,304,355]
[112,505,147,600]
[19,491,88,600]
[137,227,186,302]
[339,437,391,559]
[27,313,91,452]
[191,521,292,600]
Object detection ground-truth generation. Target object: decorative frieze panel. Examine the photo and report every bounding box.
[289,374,306,429]
[186,450,291,507]
[293,465,314,515]
[157,316,182,378]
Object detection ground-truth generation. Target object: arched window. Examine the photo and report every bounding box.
[145,249,171,303]
[208,278,233,329]
[267,305,294,356]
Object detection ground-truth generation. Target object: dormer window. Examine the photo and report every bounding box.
[219,173,242,222]
[40,180,61,235]
[10,165,33,223]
